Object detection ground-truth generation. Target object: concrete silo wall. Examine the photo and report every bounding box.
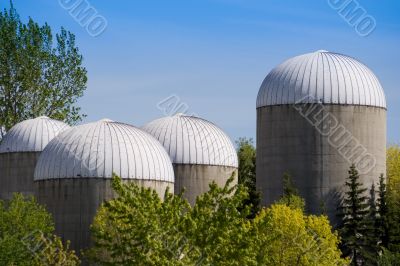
[174,164,238,205]
[0,152,40,200]
[256,104,386,223]
[35,179,173,252]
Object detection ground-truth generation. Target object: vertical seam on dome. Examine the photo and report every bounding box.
[292,55,309,103]
[285,57,302,104]
[343,56,363,105]
[112,123,127,178]
[137,127,157,181]
[198,118,215,165]
[87,122,102,177]
[280,59,297,105]
[121,125,136,179]
[336,54,355,105]
[330,54,343,104]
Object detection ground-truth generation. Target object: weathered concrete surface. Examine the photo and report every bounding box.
[174,164,238,205]
[0,152,40,200]
[35,179,173,253]
[256,105,386,224]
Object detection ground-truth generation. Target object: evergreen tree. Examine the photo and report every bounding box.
[236,138,260,218]
[277,172,305,211]
[377,174,390,249]
[338,164,369,266]
[363,183,379,265]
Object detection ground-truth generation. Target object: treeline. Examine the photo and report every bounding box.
[1,142,399,265]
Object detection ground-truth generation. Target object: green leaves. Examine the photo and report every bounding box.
[89,174,346,265]
[0,3,87,137]
[0,193,79,265]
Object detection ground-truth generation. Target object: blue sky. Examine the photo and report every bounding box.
[3,0,400,143]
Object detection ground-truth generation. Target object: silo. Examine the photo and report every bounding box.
[34,119,174,252]
[256,50,386,222]
[0,116,70,200]
[142,113,238,205]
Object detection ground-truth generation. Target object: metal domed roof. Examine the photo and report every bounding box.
[256,50,386,108]
[142,113,238,167]
[0,116,70,153]
[34,119,174,182]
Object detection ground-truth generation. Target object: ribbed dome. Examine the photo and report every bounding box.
[142,114,238,167]
[34,119,174,182]
[256,50,386,108]
[0,116,70,153]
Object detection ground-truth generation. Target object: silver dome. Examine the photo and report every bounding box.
[142,113,238,167]
[34,119,174,182]
[0,116,70,153]
[256,50,386,108]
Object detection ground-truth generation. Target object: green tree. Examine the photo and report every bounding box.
[277,172,305,211]
[236,138,260,218]
[90,174,347,265]
[337,164,370,265]
[377,174,390,249]
[378,248,400,266]
[363,183,380,265]
[0,193,79,265]
[387,145,400,252]
[0,2,87,137]
[251,204,348,265]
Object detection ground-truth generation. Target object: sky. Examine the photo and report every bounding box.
[2,0,399,144]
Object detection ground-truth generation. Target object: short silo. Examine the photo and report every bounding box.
[143,113,238,205]
[256,50,386,222]
[0,116,69,200]
[34,119,174,251]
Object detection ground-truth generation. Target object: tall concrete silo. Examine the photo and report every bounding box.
[256,50,386,222]
[143,113,238,205]
[34,119,174,251]
[0,116,70,200]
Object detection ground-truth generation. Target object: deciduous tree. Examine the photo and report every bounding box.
[0,2,87,138]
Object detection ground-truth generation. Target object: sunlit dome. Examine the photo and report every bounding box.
[142,113,238,167]
[0,116,70,153]
[256,50,386,108]
[34,119,174,181]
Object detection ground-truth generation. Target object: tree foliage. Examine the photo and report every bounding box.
[236,138,260,218]
[0,193,79,265]
[386,145,400,252]
[89,174,347,265]
[0,2,87,137]
[252,205,348,265]
[337,164,369,265]
[276,172,305,211]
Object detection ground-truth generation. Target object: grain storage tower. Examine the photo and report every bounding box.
[256,50,386,221]
[34,119,174,251]
[0,116,69,200]
[143,113,238,204]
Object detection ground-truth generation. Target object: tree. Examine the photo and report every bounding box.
[337,164,369,265]
[251,204,348,265]
[0,2,87,137]
[88,174,254,265]
[236,138,260,218]
[0,193,79,265]
[89,174,347,265]
[377,248,400,266]
[386,145,400,252]
[377,174,390,249]
[363,183,380,264]
[277,172,305,211]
